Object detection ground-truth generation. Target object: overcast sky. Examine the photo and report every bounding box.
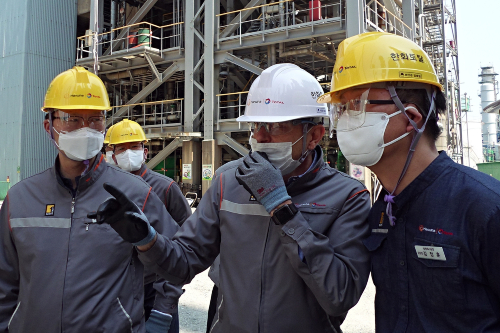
[456,0,500,121]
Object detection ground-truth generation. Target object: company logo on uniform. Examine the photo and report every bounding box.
[45,204,55,216]
[249,195,256,201]
[265,98,271,104]
[419,224,453,236]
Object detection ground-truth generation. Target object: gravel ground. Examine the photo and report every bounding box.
[178,269,375,333]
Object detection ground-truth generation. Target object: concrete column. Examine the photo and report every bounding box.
[182,140,202,189]
[402,0,415,40]
[346,0,365,37]
[202,140,223,195]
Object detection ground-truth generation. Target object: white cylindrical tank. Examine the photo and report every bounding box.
[479,66,498,146]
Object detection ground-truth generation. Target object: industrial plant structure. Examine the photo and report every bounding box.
[0,0,463,198]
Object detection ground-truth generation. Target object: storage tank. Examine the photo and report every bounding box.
[479,66,498,147]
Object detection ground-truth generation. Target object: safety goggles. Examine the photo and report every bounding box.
[249,118,319,136]
[51,110,106,133]
[331,89,401,131]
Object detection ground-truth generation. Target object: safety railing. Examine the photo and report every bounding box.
[216,0,344,45]
[76,21,184,60]
[217,91,249,122]
[107,98,184,130]
[365,0,412,39]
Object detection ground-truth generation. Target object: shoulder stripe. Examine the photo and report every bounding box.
[142,187,152,212]
[348,189,369,200]
[94,154,104,171]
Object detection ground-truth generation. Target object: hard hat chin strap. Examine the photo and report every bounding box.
[383,85,437,226]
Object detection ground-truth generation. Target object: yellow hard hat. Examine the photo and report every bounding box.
[317,32,443,104]
[103,124,115,144]
[108,119,147,145]
[42,66,111,112]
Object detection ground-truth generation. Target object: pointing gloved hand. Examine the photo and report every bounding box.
[235,151,291,214]
[87,183,157,246]
[145,310,173,333]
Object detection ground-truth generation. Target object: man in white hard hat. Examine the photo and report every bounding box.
[319,32,500,332]
[92,63,371,332]
[0,67,179,333]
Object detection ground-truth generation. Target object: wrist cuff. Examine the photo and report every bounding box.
[133,225,156,246]
[260,186,291,213]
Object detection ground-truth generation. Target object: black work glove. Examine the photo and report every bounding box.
[88,183,156,246]
[235,151,291,214]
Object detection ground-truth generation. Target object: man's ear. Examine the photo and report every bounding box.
[307,125,325,150]
[43,119,51,134]
[404,104,423,132]
[143,147,148,160]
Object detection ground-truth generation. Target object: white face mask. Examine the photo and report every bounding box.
[337,109,413,167]
[105,151,116,166]
[57,127,104,162]
[115,149,144,172]
[249,133,304,175]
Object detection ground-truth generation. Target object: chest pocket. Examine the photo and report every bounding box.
[363,232,392,291]
[411,237,464,313]
[298,207,336,233]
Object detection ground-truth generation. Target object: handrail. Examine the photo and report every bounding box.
[110,98,184,109]
[77,21,185,40]
[216,91,249,97]
[371,0,412,31]
[216,0,293,17]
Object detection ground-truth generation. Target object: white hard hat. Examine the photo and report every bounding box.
[237,63,329,123]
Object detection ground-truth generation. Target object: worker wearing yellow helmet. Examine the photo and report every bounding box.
[0,66,180,332]
[108,119,191,333]
[318,32,500,332]
[103,124,117,166]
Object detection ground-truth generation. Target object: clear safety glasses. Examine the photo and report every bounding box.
[250,119,318,136]
[331,89,398,131]
[51,110,106,133]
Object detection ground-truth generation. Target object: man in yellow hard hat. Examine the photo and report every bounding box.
[0,66,179,333]
[109,119,192,333]
[103,123,117,166]
[318,32,500,332]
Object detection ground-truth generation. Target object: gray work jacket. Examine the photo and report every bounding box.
[0,153,179,333]
[139,146,371,333]
[137,164,192,309]
[137,164,191,226]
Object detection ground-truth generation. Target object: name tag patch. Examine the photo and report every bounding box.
[415,245,446,261]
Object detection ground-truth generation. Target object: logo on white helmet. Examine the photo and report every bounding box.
[264,98,284,105]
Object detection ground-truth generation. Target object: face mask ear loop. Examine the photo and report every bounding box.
[383,86,436,226]
[48,112,61,150]
[297,123,313,163]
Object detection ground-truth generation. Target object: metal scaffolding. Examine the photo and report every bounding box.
[75,0,462,195]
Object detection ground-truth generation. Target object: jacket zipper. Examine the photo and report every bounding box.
[117,297,133,333]
[8,302,21,329]
[61,195,75,331]
[258,222,272,333]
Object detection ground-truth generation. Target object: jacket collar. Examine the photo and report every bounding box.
[137,163,149,178]
[378,151,452,212]
[286,146,325,196]
[53,153,107,195]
